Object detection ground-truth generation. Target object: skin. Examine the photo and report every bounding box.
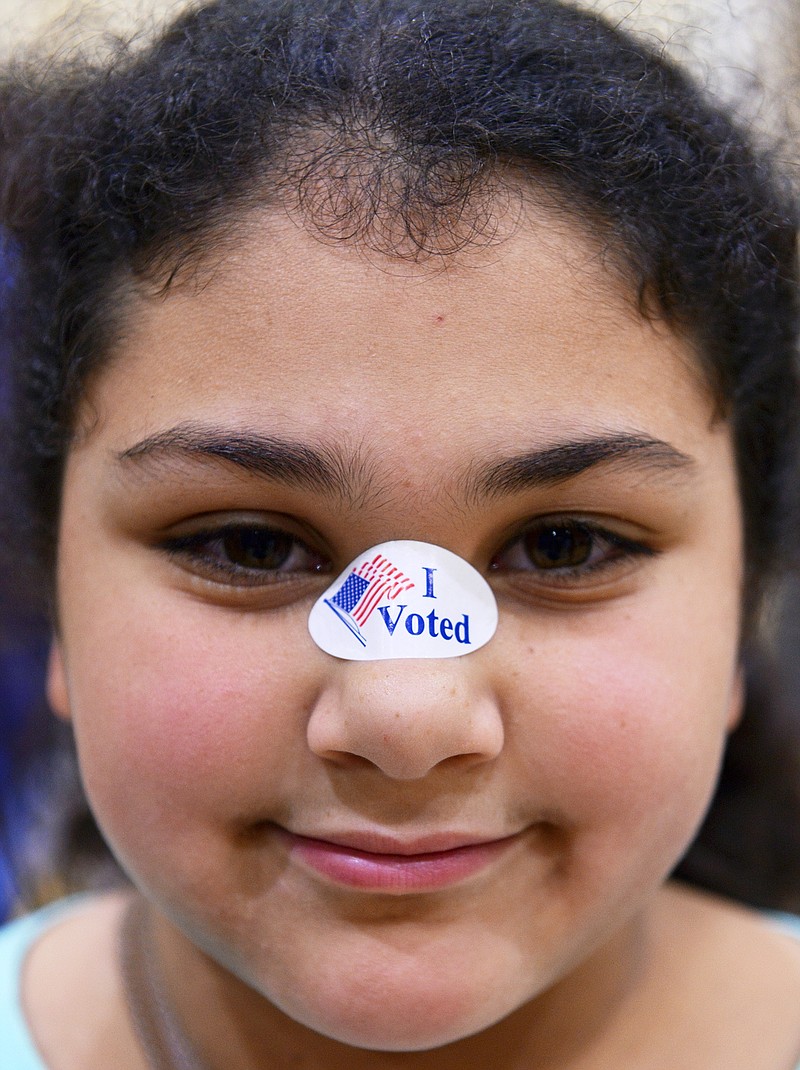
[32,201,800,1069]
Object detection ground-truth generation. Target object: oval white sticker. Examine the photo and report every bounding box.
[308,541,498,661]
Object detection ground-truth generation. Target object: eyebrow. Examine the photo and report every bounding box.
[117,424,368,502]
[468,433,695,500]
[116,424,695,503]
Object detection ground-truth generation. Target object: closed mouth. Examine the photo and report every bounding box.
[275,826,521,893]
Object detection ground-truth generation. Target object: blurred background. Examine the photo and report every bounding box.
[0,0,798,921]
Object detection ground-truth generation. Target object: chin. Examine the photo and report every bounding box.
[289,1002,502,1053]
[267,960,520,1052]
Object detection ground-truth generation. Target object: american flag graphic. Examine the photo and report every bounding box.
[324,553,415,646]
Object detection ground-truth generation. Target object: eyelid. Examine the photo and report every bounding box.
[153,508,327,545]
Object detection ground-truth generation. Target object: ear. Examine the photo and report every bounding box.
[46,641,72,722]
[726,664,745,733]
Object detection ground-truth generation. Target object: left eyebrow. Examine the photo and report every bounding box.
[467,434,695,500]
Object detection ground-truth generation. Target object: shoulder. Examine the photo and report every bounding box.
[0,893,138,1070]
[656,884,800,1069]
[662,883,800,986]
[0,898,85,1070]
[20,891,142,1070]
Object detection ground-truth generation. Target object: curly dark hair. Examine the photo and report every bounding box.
[1,0,799,908]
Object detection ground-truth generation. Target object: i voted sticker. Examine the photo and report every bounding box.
[308,541,498,660]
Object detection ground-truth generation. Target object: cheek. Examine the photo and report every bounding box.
[504,594,738,858]
[64,592,320,850]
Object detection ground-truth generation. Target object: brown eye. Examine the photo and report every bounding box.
[522,522,593,569]
[221,528,295,570]
[490,516,654,589]
[161,522,331,587]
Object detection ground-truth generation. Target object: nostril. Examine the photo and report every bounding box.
[308,746,378,772]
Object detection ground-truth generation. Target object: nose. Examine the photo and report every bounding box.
[306,660,504,780]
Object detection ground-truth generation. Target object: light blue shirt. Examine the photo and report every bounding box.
[1,899,799,1068]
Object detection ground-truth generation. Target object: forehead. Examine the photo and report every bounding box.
[84,201,717,479]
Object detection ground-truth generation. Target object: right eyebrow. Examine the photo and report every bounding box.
[116,424,370,504]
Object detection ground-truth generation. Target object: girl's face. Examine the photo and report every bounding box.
[48,202,743,1052]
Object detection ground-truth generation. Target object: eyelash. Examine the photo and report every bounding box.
[159,517,654,591]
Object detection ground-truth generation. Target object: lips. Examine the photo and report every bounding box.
[276,827,520,893]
